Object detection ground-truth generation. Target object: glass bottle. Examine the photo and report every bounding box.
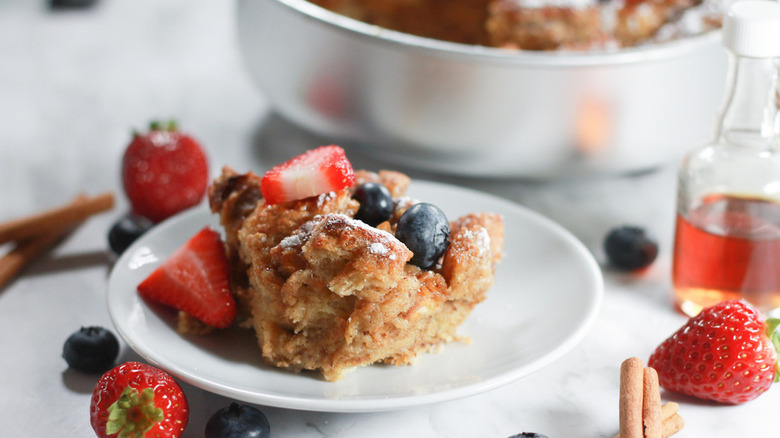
[672,1,780,317]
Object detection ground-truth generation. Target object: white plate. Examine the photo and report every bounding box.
[107,181,603,412]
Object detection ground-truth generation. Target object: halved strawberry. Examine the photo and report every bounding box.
[90,361,188,438]
[260,145,355,205]
[137,227,236,328]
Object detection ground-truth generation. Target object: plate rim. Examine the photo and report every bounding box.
[107,180,603,412]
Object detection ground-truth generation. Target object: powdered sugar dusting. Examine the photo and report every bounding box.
[511,0,596,10]
[462,227,491,257]
[651,0,726,43]
[280,233,303,248]
[279,213,402,259]
[369,242,390,256]
[505,0,728,47]
[280,218,317,248]
[316,191,338,207]
[394,197,418,211]
[331,215,401,259]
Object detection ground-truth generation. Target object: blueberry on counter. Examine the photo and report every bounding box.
[353,182,393,227]
[108,213,154,255]
[62,326,119,373]
[50,0,98,9]
[507,433,549,438]
[206,403,271,438]
[604,225,658,271]
[395,202,450,270]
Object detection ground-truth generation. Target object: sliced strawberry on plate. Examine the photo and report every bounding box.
[90,361,188,438]
[260,145,355,205]
[137,227,236,328]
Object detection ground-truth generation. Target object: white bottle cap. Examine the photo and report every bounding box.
[721,0,780,57]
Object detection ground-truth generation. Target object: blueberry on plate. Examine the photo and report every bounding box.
[62,326,120,373]
[395,202,449,270]
[108,213,154,255]
[352,182,394,227]
[206,403,271,438]
[604,225,659,271]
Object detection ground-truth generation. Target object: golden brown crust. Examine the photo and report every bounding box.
[442,212,504,301]
[487,3,611,51]
[309,0,492,45]
[352,169,411,198]
[208,167,265,319]
[614,0,702,47]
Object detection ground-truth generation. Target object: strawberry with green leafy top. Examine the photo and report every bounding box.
[90,361,188,438]
[138,227,236,328]
[260,145,355,205]
[648,299,780,404]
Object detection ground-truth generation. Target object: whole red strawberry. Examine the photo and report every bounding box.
[122,121,209,223]
[90,361,189,438]
[648,299,780,404]
[138,227,237,328]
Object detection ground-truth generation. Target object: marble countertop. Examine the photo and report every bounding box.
[0,1,775,436]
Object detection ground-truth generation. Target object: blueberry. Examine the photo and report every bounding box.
[205,403,271,438]
[353,182,394,227]
[50,0,98,8]
[395,203,450,269]
[507,433,549,438]
[108,214,154,255]
[604,225,658,271]
[62,326,120,373]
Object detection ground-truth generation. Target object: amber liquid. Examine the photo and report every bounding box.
[673,194,780,316]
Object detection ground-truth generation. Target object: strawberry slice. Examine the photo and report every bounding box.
[260,145,355,205]
[137,227,236,328]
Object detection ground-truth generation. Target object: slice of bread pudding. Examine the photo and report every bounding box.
[207,167,503,381]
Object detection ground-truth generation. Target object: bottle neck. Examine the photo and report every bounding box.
[715,53,780,148]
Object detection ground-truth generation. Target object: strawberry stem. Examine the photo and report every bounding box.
[766,318,780,383]
[148,120,178,132]
[105,386,164,438]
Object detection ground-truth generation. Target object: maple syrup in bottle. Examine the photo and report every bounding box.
[673,1,780,316]
[673,194,780,315]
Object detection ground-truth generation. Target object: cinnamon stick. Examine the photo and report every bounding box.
[613,402,680,438]
[0,225,76,289]
[642,367,662,438]
[662,414,684,437]
[0,192,114,245]
[660,402,678,420]
[619,357,645,438]
[0,192,114,289]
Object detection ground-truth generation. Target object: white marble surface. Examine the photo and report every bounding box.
[0,1,776,437]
